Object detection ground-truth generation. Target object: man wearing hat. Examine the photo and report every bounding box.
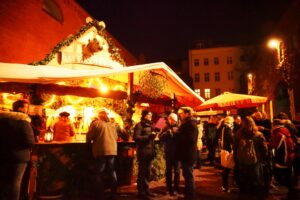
[133,109,157,199]
[53,111,75,142]
[158,113,180,196]
[86,108,118,199]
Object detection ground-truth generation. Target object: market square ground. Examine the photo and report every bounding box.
[66,165,299,200]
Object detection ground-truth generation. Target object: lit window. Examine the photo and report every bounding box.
[227,56,233,64]
[214,72,220,81]
[43,0,64,23]
[204,58,209,65]
[194,59,200,66]
[204,89,211,99]
[214,57,219,65]
[195,89,200,96]
[204,73,210,82]
[194,73,200,82]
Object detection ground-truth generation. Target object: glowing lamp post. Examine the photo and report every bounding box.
[247,73,253,94]
[267,38,296,120]
[267,39,283,69]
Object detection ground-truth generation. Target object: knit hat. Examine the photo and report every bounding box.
[59,111,70,117]
[141,109,151,119]
[168,113,178,122]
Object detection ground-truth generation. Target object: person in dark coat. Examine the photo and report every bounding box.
[252,111,272,142]
[219,116,234,192]
[0,99,35,200]
[158,113,180,196]
[133,110,157,199]
[204,117,218,165]
[175,107,198,199]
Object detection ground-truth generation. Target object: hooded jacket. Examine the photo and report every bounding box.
[0,111,35,163]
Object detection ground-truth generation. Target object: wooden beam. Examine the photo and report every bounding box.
[0,82,127,100]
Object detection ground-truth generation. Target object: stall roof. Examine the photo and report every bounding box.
[0,62,204,107]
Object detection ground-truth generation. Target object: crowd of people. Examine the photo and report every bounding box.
[203,110,300,198]
[1,99,300,200]
[86,106,200,200]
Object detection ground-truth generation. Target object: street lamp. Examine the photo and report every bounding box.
[247,73,253,94]
[267,38,284,69]
[267,38,296,120]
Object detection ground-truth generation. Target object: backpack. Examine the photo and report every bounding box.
[237,137,258,165]
[274,129,295,167]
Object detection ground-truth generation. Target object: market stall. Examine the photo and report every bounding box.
[0,19,204,199]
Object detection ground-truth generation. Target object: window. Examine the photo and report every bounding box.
[204,88,211,99]
[215,88,221,96]
[228,71,234,80]
[204,73,210,82]
[43,0,64,23]
[214,72,220,81]
[204,58,209,65]
[227,56,233,64]
[195,89,200,96]
[194,73,200,82]
[194,59,200,66]
[214,57,219,65]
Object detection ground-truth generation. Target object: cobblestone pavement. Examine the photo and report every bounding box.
[115,165,299,200]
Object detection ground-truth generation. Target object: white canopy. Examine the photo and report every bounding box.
[0,62,204,107]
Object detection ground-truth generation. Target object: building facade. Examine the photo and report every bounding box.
[0,0,137,65]
[189,45,251,99]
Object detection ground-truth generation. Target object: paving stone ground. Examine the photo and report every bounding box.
[113,165,299,200]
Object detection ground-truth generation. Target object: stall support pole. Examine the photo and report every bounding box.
[127,73,134,120]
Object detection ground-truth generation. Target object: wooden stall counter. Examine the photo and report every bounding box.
[28,141,136,199]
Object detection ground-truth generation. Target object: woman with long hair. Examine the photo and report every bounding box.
[235,116,268,194]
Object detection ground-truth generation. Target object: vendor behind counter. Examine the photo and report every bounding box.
[52,112,75,142]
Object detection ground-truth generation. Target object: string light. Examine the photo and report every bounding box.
[43,95,56,107]
[66,95,84,104]
[113,85,124,91]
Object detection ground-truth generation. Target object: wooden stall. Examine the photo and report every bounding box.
[0,19,204,199]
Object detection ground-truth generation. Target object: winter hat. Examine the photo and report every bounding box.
[59,111,70,117]
[141,109,151,119]
[168,113,178,122]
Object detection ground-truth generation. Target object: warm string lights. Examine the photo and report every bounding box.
[42,78,125,108]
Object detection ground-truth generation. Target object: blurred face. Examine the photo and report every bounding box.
[253,111,263,120]
[235,117,242,125]
[178,109,189,121]
[98,111,109,121]
[144,112,152,121]
[18,103,29,114]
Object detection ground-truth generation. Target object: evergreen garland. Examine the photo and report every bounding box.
[30,20,126,66]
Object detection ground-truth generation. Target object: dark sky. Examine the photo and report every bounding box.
[77,0,292,65]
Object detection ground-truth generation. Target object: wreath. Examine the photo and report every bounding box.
[138,71,167,99]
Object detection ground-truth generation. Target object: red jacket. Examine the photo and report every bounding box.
[269,125,295,167]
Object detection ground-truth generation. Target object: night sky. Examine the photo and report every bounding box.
[77,0,292,66]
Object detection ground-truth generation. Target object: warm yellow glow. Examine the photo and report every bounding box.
[44,95,56,107]
[2,93,14,105]
[66,96,84,104]
[113,85,124,91]
[100,85,108,93]
[268,39,280,49]
[247,73,252,79]
[57,82,66,85]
